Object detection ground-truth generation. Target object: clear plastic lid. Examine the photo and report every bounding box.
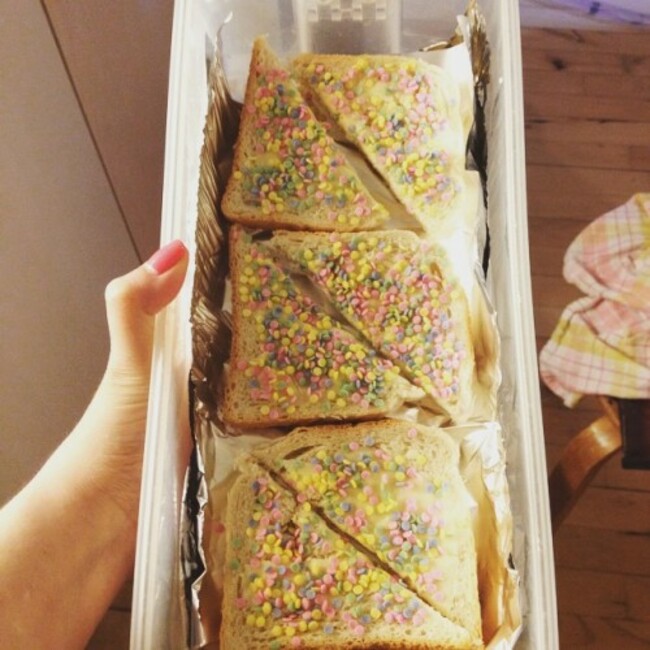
[293,0,402,52]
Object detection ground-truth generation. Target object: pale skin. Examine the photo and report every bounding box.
[0,240,189,649]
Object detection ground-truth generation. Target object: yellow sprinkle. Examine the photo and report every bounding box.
[262,602,272,615]
[285,626,296,637]
[260,405,270,416]
[256,616,266,628]
[271,625,282,637]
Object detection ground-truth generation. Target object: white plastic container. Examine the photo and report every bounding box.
[131,1,558,647]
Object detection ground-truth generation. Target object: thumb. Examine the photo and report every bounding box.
[104,240,189,376]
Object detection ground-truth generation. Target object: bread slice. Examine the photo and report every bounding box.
[267,230,475,423]
[223,228,424,428]
[222,462,478,649]
[252,420,483,647]
[291,54,472,235]
[221,38,388,231]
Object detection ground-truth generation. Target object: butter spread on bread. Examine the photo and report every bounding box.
[254,420,483,646]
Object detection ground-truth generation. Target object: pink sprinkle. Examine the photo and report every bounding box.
[349,441,359,451]
[407,427,418,439]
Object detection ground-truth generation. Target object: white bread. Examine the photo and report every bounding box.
[221,38,388,231]
[291,54,473,235]
[252,419,483,647]
[221,462,478,649]
[222,227,424,428]
[267,229,476,423]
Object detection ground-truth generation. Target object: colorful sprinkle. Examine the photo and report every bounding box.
[298,56,462,221]
[277,232,467,405]
[235,50,384,227]
[276,430,452,604]
[232,474,431,646]
[232,235,408,421]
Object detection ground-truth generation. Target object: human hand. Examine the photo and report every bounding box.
[0,240,189,649]
[76,239,190,524]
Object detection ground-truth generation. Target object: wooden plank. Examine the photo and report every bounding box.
[531,275,582,310]
[522,28,650,58]
[555,567,650,621]
[526,166,649,219]
[534,305,565,338]
[523,68,650,100]
[554,525,650,576]
[567,486,650,533]
[558,612,650,650]
[524,91,650,122]
[529,245,567,277]
[546,444,650,492]
[522,46,650,77]
[526,164,649,195]
[528,217,586,251]
[525,138,650,172]
[524,118,650,147]
[541,403,603,447]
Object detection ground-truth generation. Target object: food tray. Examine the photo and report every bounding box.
[130,1,558,648]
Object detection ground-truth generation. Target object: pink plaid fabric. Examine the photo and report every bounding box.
[539,193,650,407]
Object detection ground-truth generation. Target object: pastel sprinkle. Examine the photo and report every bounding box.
[237,60,379,225]
[233,234,406,421]
[300,57,461,220]
[279,429,451,606]
[232,474,431,645]
[281,233,467,404]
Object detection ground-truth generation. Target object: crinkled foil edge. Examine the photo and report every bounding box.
[182,26,239,649]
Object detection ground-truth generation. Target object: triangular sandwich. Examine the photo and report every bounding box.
[223,228,423,428]
[222,38,388,231]
[222,463,478,649]
[291,53,472,234]
[268,229,475,423]
[253,420,483,647]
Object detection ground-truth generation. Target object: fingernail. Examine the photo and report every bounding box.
[146,240,188,275]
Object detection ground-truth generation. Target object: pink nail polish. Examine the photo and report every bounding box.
[146,240,187,275]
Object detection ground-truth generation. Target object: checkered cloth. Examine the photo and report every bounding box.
[539,193,650,407]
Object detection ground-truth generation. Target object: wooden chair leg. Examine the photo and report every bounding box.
[549,414,622,534]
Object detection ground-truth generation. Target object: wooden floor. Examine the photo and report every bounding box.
[87,25,650,650]
[523,27,650,649]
